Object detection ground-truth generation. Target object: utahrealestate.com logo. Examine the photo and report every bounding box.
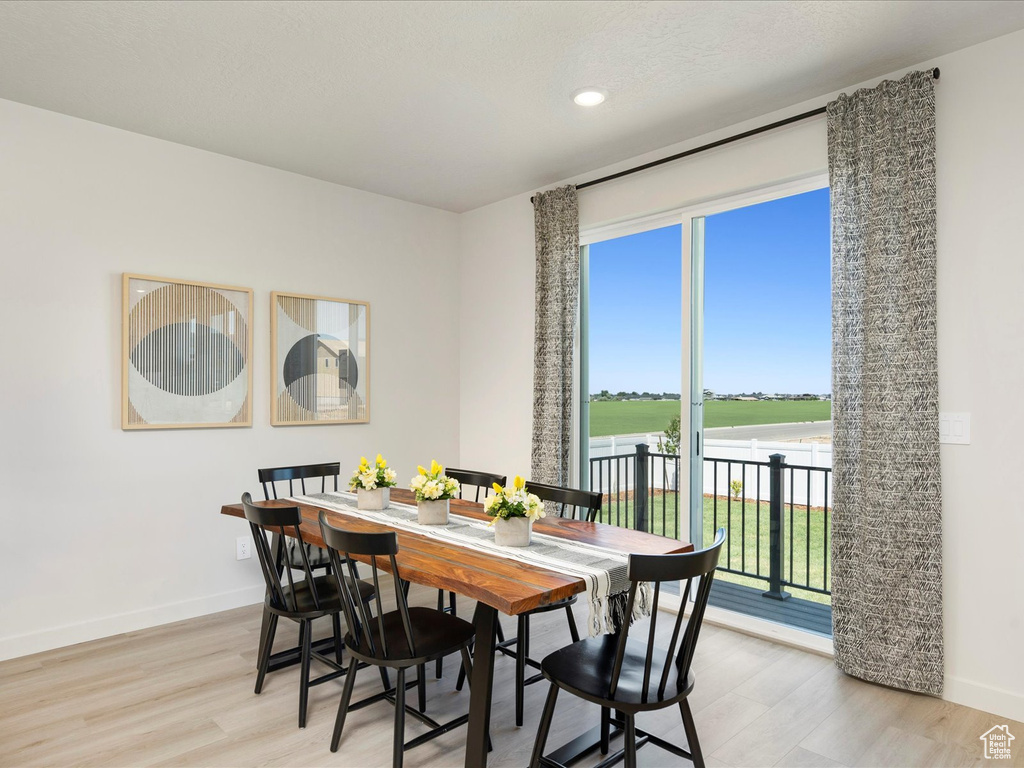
[980,725,1015,760]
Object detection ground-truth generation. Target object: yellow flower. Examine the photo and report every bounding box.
[514,475,525,490]
[418,465,427,476]
[376,453,386,467]
[430,459,443,476]
[492,482,504,495]
[359,456,370,469]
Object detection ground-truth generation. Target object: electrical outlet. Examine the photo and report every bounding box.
[236,535,251,560]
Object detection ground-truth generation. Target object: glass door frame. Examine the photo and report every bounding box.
[575,173,829,549]
[683,173,830,553]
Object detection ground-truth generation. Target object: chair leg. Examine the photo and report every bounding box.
[332,612,344,665]
[254,613,278,694]
[623,714,637,768]
[393,668,406,768]
[529,683,559,768]
[449,591,457,616]
[600,707,611,755]
[515,614,528,726]
[436,589,446,679]
[298,619,312,728]
[455,652,467,692]
[417,664,427,713]
[495,620,505,643]
[256,602,273,671]
[565,604,580,643]
[679,699,705,768]
[330,657,360,752]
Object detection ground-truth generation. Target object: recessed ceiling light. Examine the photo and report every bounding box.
[573,87,607,107]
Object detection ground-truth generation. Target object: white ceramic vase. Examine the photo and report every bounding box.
[494,516,532,547]
[417,498,450,525]
[357,487,390,510]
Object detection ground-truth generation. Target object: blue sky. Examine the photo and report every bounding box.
[588,188,831,394]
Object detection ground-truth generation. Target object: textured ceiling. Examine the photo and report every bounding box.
[1,1,1023,212]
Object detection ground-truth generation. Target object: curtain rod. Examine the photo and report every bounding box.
[531,67,940,204]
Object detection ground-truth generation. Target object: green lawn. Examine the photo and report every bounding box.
[589,399,831,437]
[594,492,831,605]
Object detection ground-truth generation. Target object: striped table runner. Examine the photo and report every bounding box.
[295,491,651,636]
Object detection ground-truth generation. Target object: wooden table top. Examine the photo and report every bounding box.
[221,488,693,615]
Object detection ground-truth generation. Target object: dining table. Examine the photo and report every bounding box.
[221,487,693,768]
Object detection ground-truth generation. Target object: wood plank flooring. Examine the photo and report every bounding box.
[1,585,1020,767]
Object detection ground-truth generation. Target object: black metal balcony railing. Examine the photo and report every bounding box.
[589,444,682,539]
[589,446,831,601]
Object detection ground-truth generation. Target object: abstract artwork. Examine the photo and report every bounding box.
[122,274,253,429]
[271,292,369,425]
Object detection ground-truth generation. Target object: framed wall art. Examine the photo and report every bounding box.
[270,291,370,425]
[122,273,253,430]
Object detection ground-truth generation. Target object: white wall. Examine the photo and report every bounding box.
[459,30,1024,721]
[0,98,461,660]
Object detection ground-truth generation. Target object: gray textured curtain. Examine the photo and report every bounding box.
[531,185,579,486]
[828,70,942,695]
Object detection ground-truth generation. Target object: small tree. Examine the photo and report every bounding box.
[730,479,743,499]
[657,415,681,455]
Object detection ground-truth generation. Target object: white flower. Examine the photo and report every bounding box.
[358,471,378,490]
[383,468,397,484]
[410,475,426,492]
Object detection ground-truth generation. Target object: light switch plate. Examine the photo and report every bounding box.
[939,412,971,444]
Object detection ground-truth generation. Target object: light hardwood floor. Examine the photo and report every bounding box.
[2,586,1020,768]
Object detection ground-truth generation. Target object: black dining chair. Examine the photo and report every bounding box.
[259,462,342,573]
[432,467,506,679]
[456,481,602,726]
[241,492,376,728]
[446,468,507,503]
[529,528,727,768]
[318,511,478,768]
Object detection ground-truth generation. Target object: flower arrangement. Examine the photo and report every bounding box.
[409,460,460,501]
[485,476,544,546]
[350,454,398,491]
[484,476,545,522]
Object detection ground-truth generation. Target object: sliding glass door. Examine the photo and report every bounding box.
[579,224,683,536]
[688,186,833,633]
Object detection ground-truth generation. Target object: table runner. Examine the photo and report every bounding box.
[295,491,651,636]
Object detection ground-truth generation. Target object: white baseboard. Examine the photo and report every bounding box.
[659,594,834,656]
[699,603,835,656]
[0,584,266,662]
[945,675,1024,723]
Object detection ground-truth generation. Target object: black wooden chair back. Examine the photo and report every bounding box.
[609,528,726,703]
[446,468,506,503]
[319,511,416,662]
[525,480,602,521]
[241,492,323,614]
[259,462,341,500]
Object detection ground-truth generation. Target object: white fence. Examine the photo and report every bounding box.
[588,434,832,507]
[588,433,677,496]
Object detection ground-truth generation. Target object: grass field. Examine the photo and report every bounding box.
[589,399,831,436]
[594,493,830,605]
